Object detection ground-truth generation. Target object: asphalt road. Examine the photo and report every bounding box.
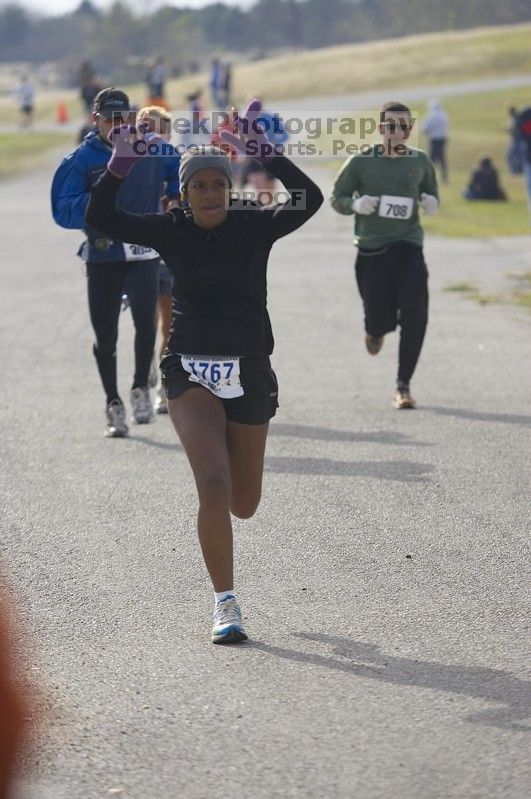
[1,149,530,799]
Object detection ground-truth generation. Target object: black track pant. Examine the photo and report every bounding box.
[86,259,159,403]
[355,242,429,386]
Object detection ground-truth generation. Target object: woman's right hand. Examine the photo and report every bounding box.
[107,124,162,179]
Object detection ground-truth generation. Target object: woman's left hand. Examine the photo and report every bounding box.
[219,99,277,164]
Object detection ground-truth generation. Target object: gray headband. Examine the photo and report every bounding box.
[179,145,233,189]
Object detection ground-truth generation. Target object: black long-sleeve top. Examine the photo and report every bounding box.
[86,156,323,356]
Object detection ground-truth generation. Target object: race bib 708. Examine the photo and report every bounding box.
[378,195,414,220]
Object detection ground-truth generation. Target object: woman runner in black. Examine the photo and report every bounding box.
[86,100,323,644]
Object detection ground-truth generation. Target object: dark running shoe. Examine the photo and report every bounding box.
[365,334,384,355]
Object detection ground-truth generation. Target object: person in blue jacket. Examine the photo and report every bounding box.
[51,87,180,438]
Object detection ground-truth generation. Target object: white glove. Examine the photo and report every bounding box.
[420,193,438,216]
[352,195,379,215]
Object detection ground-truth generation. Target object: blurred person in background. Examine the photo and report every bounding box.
[14,75,35,129]
[51,87,180,437]
[181,90,205,150]
[137,104,181,413]
[506,105,524,175]
[77,60,96,113]
[81,76,104,118]
[218,62,232,108]
[421,99,449,183]
[146,57,167,106]
[516,103,531,219]
[209,58,222,107]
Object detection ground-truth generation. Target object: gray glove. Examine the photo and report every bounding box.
[420,192,438,215]
[352,195,379,215]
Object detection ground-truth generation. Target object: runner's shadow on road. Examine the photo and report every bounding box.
[421,406,531,427]
[264,456,433,483]
[131,437,433,482]
[269,423,431,447]
[249,634,530,732]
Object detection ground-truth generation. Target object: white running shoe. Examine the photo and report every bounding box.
[148,354,158,388]
[212,596,248,644]
[155,385,168,414]
[130,387,154,424]
[105,399,129,438]
[393,384,416,410]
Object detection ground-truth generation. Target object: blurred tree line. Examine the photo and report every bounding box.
[0,0,530,79]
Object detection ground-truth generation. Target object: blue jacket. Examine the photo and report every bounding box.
[51,131,180,263]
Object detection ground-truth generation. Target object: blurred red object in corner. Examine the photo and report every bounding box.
[0,576,31,799]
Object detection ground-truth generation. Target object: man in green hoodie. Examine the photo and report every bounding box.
[330,101,439,409]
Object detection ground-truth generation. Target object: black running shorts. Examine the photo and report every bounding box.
[160,352,279,425]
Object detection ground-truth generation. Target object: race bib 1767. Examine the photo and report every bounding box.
[180,356,244,399]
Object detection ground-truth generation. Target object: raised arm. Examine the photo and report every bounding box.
[218,99,323,239]
[254,155,323,240]
[85,169,172,249]
[85,125,173,249]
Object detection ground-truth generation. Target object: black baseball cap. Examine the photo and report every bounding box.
[93,87,130,117]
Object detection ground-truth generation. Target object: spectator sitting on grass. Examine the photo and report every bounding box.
[463,157,507,201]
